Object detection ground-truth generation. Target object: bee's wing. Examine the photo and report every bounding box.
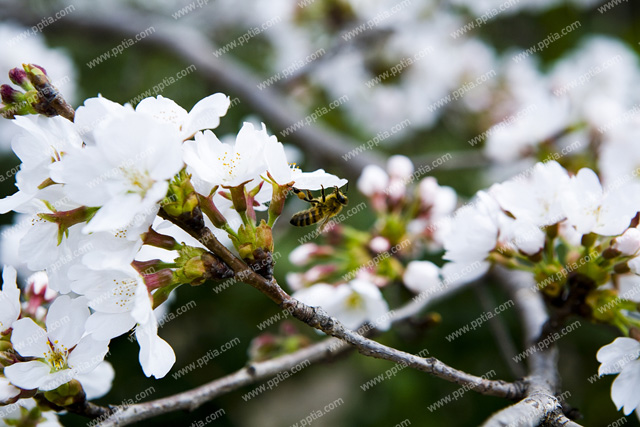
[317,214,333,233]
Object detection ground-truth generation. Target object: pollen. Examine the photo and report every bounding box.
[121,167,154,197]
[44,339,69,371]
[217,151,242,179]
[346,291,364,309]
[111,278,138,308]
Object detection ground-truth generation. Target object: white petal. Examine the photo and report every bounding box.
[135,323,176,378]
[46,296,89,349]
[0,377,20,403]
[4,360,51,390]
[611,360,640,415]
[0,266,20,332]
[68,336,110,374]
[85,312,136,340]
[0,191,32,214]
[291,169,348,191]
[136,95,188,131]
[82,193,145,234]
[76,361,115,400]
[292,283,337,308]
[614,228,640,256]
[11,318,49,358]
[182,93,230,138]
[598,337,640,375]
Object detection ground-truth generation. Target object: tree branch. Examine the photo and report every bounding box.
[96,251,479,426]
[90,212,521,425]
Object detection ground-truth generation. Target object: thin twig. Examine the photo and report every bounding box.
[97,248,483,426]
[91,213,520,426]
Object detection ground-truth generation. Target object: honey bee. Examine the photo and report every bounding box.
[290,185,349,231]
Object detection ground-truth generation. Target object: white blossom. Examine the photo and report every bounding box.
[597,337,640,417]
[293,280,391,331]
[4,296,109,391]
[50,110,183,233]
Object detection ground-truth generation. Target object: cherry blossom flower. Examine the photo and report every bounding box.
[293,280,391,331]
[562,168,640,236]
[357,165,389,197]
[597,337,640,418]
[490,161,570,227]
[70,265,175,378]
[443,192,499,264]
[183,123,270,192]
[0,115,83,214]
[4,296,109,391]
[50,110,183,233]
[403,261,441,294]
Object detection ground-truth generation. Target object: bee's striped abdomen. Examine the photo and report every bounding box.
[290,209,321,226]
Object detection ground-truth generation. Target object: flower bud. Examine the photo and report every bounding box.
[23,271,56,317]
[8,67,32,90]
[403,261,441,294]
[369,236,391,253]
[290,243,322,266]
[357,165,388,197]
[387,155,414,180]
[1,85,22,104]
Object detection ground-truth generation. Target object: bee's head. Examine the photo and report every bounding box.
[335,187,348,205]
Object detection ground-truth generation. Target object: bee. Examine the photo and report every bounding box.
[290,185,349,231]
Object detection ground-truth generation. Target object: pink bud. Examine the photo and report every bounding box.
[8,68,28,86]
[369,236,391,253]
[0,85,21,104]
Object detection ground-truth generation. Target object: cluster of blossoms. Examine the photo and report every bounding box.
[285,155,462,332]
[443,160,640,418]
[482,36,640,179]
[0,63,347,422]
[287,155,640,419]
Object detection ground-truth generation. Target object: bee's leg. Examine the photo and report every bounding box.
[293,187,311,202]
[321,185,326,203]
[293,187,320,205]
